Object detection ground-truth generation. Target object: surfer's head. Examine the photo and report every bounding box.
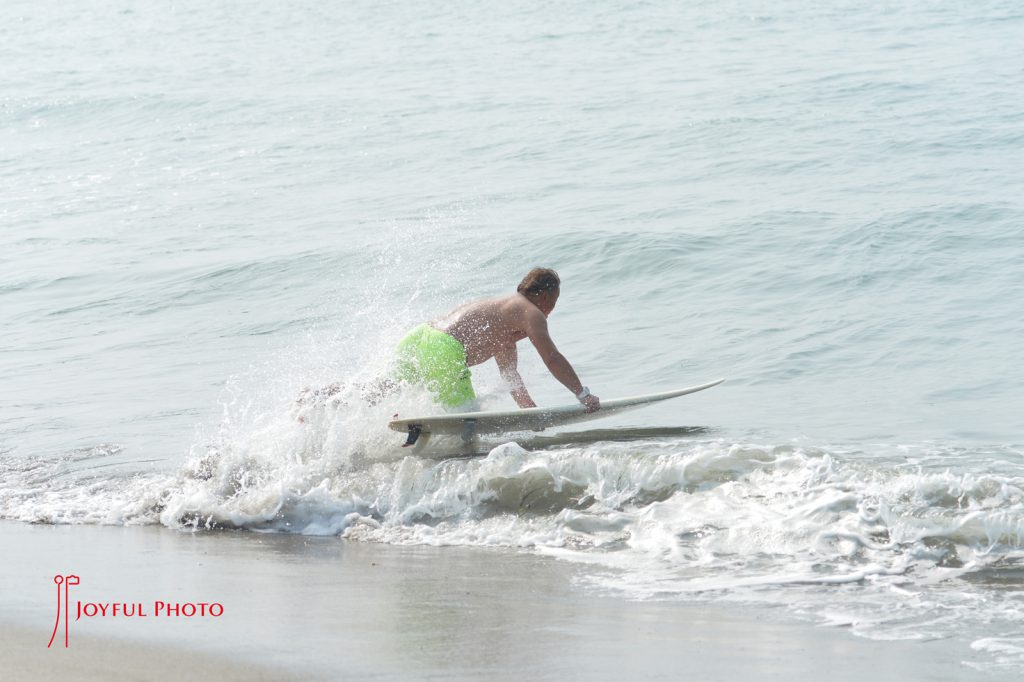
[517,268,560,316]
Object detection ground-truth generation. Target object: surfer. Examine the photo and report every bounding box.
[394,268,601,412]
[295,268,600,419]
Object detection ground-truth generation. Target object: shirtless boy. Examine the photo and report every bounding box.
[395,268,600,412]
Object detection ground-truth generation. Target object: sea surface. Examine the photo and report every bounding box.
[2,0,1023,675]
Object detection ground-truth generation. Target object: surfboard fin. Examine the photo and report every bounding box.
[460,418,477,443]
[402,425,423,447]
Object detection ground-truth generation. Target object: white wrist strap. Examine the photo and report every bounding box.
[576,386,591,401]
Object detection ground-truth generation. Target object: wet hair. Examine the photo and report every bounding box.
[517,268,560,297]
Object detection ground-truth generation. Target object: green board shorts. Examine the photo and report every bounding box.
[394,324,476,408]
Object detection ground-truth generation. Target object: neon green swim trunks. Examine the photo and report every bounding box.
[394,324,476,407]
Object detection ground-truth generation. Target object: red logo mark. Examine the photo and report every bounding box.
[46,574,224,648]
[47,574,79,648]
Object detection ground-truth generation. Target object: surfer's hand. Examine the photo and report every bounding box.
[581,394,600,413]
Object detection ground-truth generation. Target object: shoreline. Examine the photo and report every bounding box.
[1,521,1008,681]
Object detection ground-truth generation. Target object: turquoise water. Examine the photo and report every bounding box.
[2,0,1023,674]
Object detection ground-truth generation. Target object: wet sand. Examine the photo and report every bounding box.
[0,522,1005,681]
[4,625,303,681]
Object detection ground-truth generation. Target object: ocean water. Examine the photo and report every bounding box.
[2,0,1023,674]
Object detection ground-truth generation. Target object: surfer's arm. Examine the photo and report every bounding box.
[494,344,537,408]
[524,312,600,412]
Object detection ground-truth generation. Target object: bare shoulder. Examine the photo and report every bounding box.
[513,298,548,336]
[499,294,540,321]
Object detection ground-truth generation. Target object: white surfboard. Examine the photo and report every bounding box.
[388,378,724,447]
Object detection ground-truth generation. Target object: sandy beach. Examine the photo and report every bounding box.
[1,521,1007,681]
[4,624,303,682]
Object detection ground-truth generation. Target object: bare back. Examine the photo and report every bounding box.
[430,294,542,366]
